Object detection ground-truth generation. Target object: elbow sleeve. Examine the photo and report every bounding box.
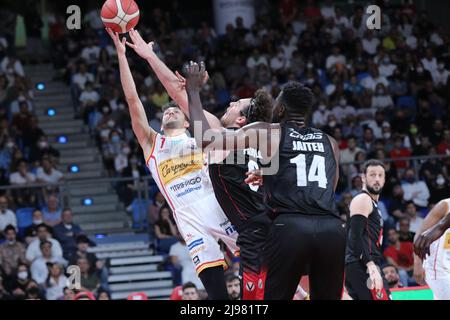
[349,215,373,265]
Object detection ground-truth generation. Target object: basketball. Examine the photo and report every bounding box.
[101,0,140,34]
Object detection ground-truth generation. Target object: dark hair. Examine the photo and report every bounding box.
[363,159,385,174]
[62,207,72,214]
[242,89,272,123]
[405,200,416,208]
[382,263,398,273]
[96,289,112,300]
[281,81,315,117]
[182,282,198,291]
[225,274,240,284]
[4,224,16,234]
[162,101,187,120]
[39,240,52,248]
[76,234,90,244]
[36,223,49,232]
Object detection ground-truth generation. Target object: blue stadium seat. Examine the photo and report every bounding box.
[16,207,34,239]
[131,199,152,229]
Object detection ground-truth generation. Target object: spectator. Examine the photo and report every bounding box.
[62,287,75,301]
[44,263,68,300]
[182,282,200,301]
[340,136,364,164]
[30,241,67,285]
[155,206,178,253]
[371,84,394,110]
[79,81,100,124]
[383,229,414,287]
[26,224,63,263]
[148,191,166,225]
[9,159,37,207]
[29,135,60,163]
[326,46,346,70]
[403,201,424,233]
[96,289,111,300]
[225,274,241,300]
[0,195,17,236]
[53,208,83,260]
[389,136,412,173]
[36,157,64,185]
[42,194,63,227]
[24,209,44,244]
[168,232,204,289]
[382,264,403,289]
[402,169,430,210]
[397,217,415,243]
[431,62,449,87]
[77,257,100,294]
[8,263,31,299]
[0,225,26,280]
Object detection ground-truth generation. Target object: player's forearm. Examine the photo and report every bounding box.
[349,215,374,265]
[144,51,189,110]
[118,54,140,103]
[187,88,211,146]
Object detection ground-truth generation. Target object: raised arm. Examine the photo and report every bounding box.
[107,29,156,155]
[126,29,222,129]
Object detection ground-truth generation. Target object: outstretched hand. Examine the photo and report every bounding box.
[183,61,207,92]
[125,29,155,60]
[106,28,126,56]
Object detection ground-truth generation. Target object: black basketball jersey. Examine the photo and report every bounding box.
[263,123,338,217]
[209,145,266,231]
[345,191,384,264]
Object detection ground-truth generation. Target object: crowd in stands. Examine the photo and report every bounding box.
[1,0,450,299]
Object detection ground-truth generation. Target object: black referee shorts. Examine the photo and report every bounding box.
[260,213,346,300]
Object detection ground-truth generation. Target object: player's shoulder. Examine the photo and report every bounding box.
[350,192,373,215]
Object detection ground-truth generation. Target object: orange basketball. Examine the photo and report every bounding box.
[101,0,140,34]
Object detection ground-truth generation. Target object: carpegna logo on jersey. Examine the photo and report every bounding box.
[158,152,203,185]
[289,128,323,141]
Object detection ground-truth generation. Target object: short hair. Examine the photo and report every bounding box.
[281,81,315,117]
[225,274,240,284]
[76,234,90,244]
[4,224,16,234]
[363,159,385,174]
[382,263,398,273]
[405,201,416,208]
[36,223,49,232]
[162,101,181,113]
[242,89,272,123]
[62,208,72,214]
[39,240,52,248]
[182,282,198,291]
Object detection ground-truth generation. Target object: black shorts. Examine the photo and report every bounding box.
[345,261,392,300]
[260,213,346,300]
[237,214,272,300]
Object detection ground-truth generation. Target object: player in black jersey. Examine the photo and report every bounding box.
[345,159,391,300]
[186,62,345,300]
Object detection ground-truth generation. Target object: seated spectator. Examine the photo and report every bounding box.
[182,282,200,301]
[29,135,60,163]
[53,208,83,260]
[62,287,75,301]
[0,195,17,236]
[168,232,204,289]
[30,240,67,285]
[371,84,394,110]
[397,217,415,243]
[77,257,100,294]
[402,169,430,211]
[24,209,44,244]
[26,224,63,263]
[382,264,403,289]
[36,157,64,185]
[79,81,100,124]
[388,185,407,221]
[24,280,46,300]
[225,274,241,300]
[383,229,414,287]
[42,194,63,227]
[9,160,37,207]
[148,192,166,225]
[340,136,364,165]
[45,263,68,300]
[403,201,424,233]
[96,289,111,300]
[155,206,179,254]
[7,263,31,297]
[0,225,26,282]
[350,175,363,197]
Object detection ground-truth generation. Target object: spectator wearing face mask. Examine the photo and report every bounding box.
[432,62,449,87]
[29,135,60,163]
[371,84,394,110]
[312,101,331,128]
[0,225,26,281]
[24,210,45,245]
[8,263,32,299]
[0,195,16,236]
[378,56,397,78]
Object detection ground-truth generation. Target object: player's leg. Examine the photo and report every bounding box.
[175,209,229,300]
[425,272,450,300]
[261,214,311,300]
[237,215,271,300]
[345,262,376,300]
[309,216,346,300]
